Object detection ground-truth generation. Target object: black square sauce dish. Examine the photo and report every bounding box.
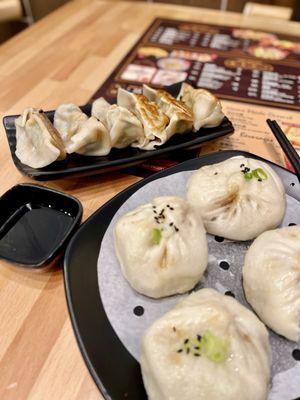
[0,184,82,268]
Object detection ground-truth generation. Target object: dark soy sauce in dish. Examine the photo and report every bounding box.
[0,203,74,265]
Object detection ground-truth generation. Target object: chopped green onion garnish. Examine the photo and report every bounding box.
[152,228,162,245]
[252,168,268,180]
[244,172,253,180]
[200,331,228,363]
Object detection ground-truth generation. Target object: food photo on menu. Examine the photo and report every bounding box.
[1,1,300,400]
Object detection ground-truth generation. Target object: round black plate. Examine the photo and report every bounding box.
[64,150,300,400]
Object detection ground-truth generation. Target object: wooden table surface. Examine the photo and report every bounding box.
[0,1,300,399]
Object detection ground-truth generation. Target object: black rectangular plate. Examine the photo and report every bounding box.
[64,150,300,400]
[2,83,234,181]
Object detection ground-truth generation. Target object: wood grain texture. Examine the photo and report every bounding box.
[0,1,299,398]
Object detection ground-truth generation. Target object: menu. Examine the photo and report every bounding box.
[92,18,300,173]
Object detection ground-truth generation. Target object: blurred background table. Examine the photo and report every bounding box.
[0,1,300,399]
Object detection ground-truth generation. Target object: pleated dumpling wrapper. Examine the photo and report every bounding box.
[141,288,271,400]
[92,97,145,149]
[114,196,208,298]
[54,103,111,156]
[54,103,88,151]
[143,84,193,135]
[117,88,170,150]
[15,108,66,168]
[178,82,224,131]
[243,225,300,341]
[67,116,111,156]
[186,156,286,240]
[91,97,110,125]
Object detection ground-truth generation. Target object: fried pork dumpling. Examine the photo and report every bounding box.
[53,103,88,151]
[143,84,193,136]
[141,288,271,400]
[91,97,110,126]
[114,196,208,298]
[67,116,111,156]
[92,97,145,149]
[186,156,286,241]
[106,105,145,148]
[117,88,170,150]
[243,225,300,341]
[178,82,224,130]
[15,108,66,168]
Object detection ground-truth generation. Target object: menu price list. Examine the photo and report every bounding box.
[148,20,300,61]
[93,18,300,111]
[152,25,242,51]
[97,56,300,110]
[91,18,300,174]
[193,61,300,107]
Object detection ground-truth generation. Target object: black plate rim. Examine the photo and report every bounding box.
[64,150,300,400]
[0,183,83,268]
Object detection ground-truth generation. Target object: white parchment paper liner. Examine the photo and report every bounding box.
[98,169,300,400]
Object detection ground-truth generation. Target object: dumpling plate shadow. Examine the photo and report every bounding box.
[64,150,300,400]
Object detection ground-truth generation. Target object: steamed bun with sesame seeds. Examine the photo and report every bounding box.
[113,196,208,298]
[140,288,271,400]
[186,156,286,241]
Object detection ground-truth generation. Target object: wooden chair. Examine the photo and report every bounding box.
[0,0,22,22]
[0,0,34,24]
[243,2,293,20]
